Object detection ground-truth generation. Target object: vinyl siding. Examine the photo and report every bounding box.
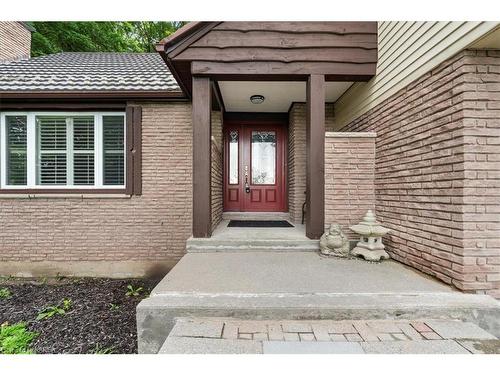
[334,21,500,129]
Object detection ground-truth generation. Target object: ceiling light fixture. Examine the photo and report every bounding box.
[250,94,265,104]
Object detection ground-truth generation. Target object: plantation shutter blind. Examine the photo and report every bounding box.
[37,116,67,185]
[103,116,125,185]
[73,117,95,185]
[6,115,27,185]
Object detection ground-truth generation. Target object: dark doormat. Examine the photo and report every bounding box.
[228,220,294,228]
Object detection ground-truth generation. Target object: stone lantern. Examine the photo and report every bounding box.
[349,210,390,261]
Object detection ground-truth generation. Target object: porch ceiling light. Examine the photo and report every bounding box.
[250,94,265,104]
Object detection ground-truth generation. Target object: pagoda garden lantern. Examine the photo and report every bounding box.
[349,210,390,262]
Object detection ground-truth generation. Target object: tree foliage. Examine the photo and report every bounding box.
[28,22,186,57]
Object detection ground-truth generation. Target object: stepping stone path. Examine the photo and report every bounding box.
[159,318,500,354]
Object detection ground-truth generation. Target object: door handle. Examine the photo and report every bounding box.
[244,165,250,193]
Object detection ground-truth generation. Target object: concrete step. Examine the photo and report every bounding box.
[136,252,500,353]
[139,292,500,353]
[222,212,291,221]
[186,237,319,253]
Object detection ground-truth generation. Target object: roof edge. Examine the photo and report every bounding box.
[156,22,210,50]
[0,90,187,100]
[19,22,36,32]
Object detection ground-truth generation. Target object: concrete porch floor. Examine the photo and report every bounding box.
[137,252,500,353]
[153,252,452,294]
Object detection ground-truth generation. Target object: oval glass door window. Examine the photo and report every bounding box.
[251,131,276,185]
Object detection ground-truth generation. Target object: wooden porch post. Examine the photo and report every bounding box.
[192,76,212,237]
[306,74,325,239]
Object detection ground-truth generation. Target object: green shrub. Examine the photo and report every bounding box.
[125,285,143,297]
[0,322,38,354]
[109,303,120,311]
[0,288,11,299]
[37,298,72,320]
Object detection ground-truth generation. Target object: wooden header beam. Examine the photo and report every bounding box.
[191,61,375,82]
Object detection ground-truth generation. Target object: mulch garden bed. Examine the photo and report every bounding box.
[0,277,158,354]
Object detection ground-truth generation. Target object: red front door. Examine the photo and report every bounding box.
[224,122,287,212]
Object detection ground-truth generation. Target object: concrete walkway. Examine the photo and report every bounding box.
[159,318,500,354]
[137,252,500,353]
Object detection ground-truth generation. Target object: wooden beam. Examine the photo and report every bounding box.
[177,47,377,63]
[190,30,378,49]
[192,76,212,237]
[306,74,325,239]
[191,61,375,81]
[213,22,378,34]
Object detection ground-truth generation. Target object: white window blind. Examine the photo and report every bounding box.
[37,116,68,185]
[103,116,125,186]
[73,116,95,185]
[0,112,126,189]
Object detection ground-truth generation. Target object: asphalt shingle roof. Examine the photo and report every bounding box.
[0,52,181,92]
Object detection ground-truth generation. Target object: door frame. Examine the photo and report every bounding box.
[223,113,288,212]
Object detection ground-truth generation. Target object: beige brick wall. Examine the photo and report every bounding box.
[324,133,376,238]
[211,111,223,231]
[340,50,500,297]
[288,103,335,223]
[0,22,31,63]
[0,102,193,277]
[288,104,306,223]
[460,50,500,297]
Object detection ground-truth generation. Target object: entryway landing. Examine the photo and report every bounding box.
[186,218,318,253]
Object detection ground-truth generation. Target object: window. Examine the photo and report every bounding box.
[0,112,126,189]
[6,115,27,185]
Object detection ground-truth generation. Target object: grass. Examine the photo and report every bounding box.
[0,322,38,354]
[91,343,115,354]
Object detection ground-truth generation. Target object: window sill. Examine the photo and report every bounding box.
[0,189,132,199]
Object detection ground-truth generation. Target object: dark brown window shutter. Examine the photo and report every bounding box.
[132,106,142,195]
[125,105,142,196]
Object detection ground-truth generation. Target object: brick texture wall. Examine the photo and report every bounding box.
[0,102,193,276]
[340,50,500,297]
[0,22,31,63]
[211,111,223,231]
[461,50,500,297]
[324,133,376,238]
[288,103,335,223]
[288,104,306,223]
